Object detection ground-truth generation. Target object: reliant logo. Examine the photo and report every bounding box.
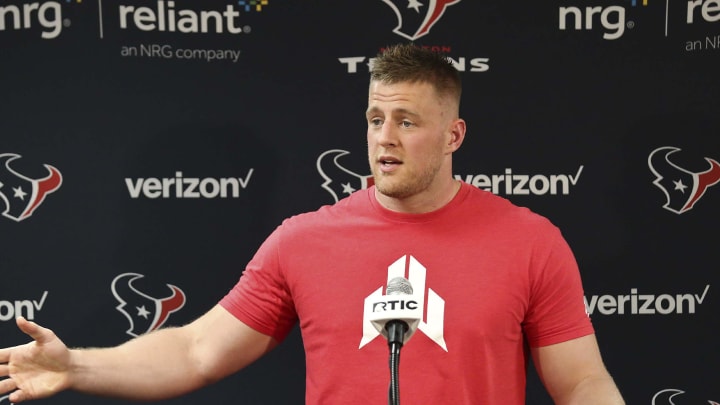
[558,0,648,40]
[0,291,49,322]
[360,255,448,351]
[677,0,720,50]
[381,0,462,41]
[115,0,267,35]
[0,0,79,39]
[454,166,585,196]
[648,146,720,214]
[585,285,710,315]
[0,153,63,222]
[686,0,720,24]
[125,170,254,199]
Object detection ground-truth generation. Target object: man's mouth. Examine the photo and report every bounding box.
[379,156,402,166]
[377,156,402,173]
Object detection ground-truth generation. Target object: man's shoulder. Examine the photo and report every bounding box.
[461,182,556,229]
[280,188,372,228]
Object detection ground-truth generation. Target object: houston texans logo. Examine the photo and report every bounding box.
[0,153,62,222]
[111,273,186,337]
[648,146,720,214]
[317,149,374,203]
[381,0,462,40]
[653,388,719,404]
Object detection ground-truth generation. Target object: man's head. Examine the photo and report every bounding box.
[366,43,466,213]
[370,43,462,116]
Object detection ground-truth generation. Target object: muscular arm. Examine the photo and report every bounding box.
[531,334,625,405]
[1,305,277,402]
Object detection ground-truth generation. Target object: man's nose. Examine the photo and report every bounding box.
[377,122,399,147]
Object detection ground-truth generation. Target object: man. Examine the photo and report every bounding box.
[0,43,625,404]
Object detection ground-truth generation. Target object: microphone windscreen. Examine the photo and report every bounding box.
[386,277,413,295]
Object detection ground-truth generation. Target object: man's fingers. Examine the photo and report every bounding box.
[0,319,28,363]
[0,347,16,364]
[0,375,17,394]
[9,390,27,403]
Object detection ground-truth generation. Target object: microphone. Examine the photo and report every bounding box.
[367,276,422,346]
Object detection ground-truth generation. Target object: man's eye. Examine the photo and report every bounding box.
[400,121,413,128]
[369,118,383,126]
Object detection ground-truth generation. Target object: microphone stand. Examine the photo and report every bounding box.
[385,321,408,405]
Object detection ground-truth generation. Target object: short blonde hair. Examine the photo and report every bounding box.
[370,43,462,108]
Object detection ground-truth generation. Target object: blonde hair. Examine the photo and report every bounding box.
[370,43,462,108]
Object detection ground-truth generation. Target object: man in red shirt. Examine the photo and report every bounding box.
[0,43,625,405]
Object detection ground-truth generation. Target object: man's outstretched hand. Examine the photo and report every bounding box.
[0,317,72,403]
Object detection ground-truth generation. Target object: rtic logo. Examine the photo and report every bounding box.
[372,298,418,312]
[0,153,62,222]
[360,255,448,351]
[317,150,374,203]
[0,0,75,39]
[111,273,186,337]
[652,388,719,404]
[648,146,720,214]
[381,0,462,40]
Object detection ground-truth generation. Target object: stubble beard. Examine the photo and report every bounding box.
[371,158,443,200]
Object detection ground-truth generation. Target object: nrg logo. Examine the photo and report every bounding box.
[0,0,79,39]
[558,0,648,40]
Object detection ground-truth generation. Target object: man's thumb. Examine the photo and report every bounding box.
[16,316,51,343]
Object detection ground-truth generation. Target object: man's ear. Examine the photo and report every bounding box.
[446,118,466,153]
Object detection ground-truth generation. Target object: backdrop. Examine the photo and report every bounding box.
[1,0,718,404]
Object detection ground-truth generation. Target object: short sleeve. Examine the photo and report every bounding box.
[522,227,594,347]
[219,226,298,342]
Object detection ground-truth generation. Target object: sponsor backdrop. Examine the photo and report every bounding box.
[1,0,718,404]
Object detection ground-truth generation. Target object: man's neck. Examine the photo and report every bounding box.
[375,179,462,214]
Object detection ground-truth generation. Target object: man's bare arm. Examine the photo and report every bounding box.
[532,334,625,405]
[0,305,277,403]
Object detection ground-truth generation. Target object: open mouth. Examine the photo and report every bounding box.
[379,156,402,166]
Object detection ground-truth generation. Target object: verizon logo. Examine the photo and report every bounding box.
[125,170,254,199]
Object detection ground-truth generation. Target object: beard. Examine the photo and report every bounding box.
[370,156,444,199]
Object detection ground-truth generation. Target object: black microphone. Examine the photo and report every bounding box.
[379,277,419,405]
[385,277,414,347]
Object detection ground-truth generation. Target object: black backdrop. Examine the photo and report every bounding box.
[1,0,718,404]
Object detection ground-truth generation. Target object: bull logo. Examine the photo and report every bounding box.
[648,146,720,214]
[652,388,719,404]
[317,149,374,203]
[381,0,462,40]
[0,153,62,222]
[111,273,186,337]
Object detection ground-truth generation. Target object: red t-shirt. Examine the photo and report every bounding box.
[220,182,593,404]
